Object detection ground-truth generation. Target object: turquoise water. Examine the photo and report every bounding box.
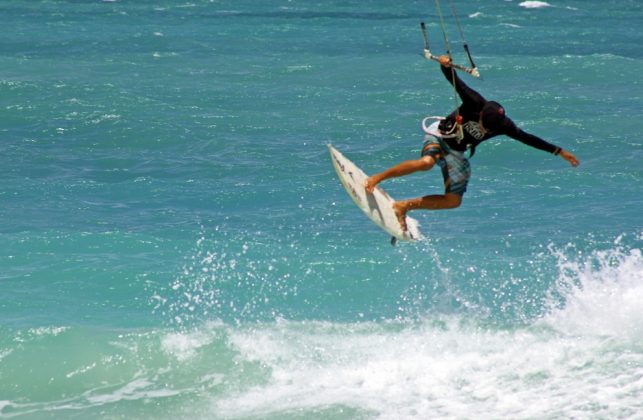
[1,0,642,418]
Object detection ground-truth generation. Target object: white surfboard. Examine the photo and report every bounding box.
[329,144,422,243]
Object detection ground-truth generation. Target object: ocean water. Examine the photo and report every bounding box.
[1,0,642,418]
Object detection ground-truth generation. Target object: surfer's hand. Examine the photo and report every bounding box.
[560,150,579,167]
[438,55,452,67]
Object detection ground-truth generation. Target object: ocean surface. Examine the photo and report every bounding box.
[1,0,642,418]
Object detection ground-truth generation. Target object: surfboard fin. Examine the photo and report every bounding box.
[390,236,397,246]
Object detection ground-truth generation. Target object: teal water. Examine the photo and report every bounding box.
[1,0,642,418]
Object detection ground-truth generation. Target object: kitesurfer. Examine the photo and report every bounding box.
[365,54,580,231]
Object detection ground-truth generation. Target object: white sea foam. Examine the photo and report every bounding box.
[519,1,551,8]
[84,378,181,405]
[27,326,69,337]
[544,245,643,342]
[213,244,643,418]
[216,320,642,418]
[65,362,97,379]
[161,322,221,362]
[4,245,640,419]
[0,349,14,362]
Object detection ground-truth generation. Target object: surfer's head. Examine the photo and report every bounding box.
[480,101,506,133]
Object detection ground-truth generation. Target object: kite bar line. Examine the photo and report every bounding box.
[432,0,462,132]
[434,0,452,58]
[447,0,479,76]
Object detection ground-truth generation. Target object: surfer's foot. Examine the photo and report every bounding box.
[364,176,378,194]
[392,201,408,232]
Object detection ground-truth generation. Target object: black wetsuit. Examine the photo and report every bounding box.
[439,65,562,157]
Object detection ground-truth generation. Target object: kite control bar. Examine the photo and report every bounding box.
[421,22,480,78]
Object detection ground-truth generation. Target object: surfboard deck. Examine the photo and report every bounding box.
[329,144,422,243]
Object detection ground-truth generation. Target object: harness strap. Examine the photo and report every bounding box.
[421,115,464,142]
[422,116,459,138]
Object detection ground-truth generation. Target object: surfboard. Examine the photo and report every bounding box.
[328,144,422,244]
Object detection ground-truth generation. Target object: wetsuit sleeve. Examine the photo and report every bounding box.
[502,118,562,155]
[441,65,486,109]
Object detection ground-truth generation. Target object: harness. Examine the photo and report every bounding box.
[421,116,460,140]
[421,116,480,158]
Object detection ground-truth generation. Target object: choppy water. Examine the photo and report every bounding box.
[1,0,642,418]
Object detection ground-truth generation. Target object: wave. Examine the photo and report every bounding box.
[2,315,640,419]
[4,234,640,418]
[2,240,641,418]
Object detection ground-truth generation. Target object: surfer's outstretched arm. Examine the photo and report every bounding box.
[503,122,580,167]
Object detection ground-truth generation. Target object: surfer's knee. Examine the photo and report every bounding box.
[418,156,436,170]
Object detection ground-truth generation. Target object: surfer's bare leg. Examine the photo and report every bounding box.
[365,156,436,193]
[393,194,462,231]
